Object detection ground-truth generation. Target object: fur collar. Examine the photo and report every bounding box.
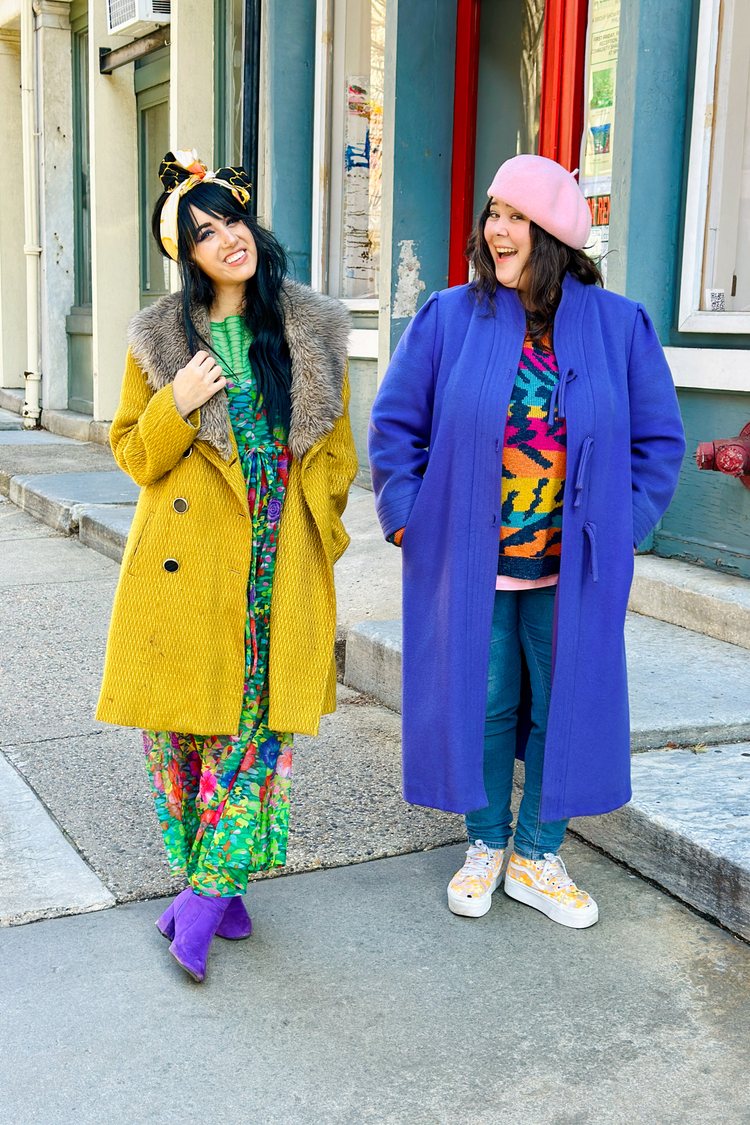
[127,281,350,460]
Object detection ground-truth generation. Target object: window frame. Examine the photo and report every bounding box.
[213,0,245,170]
[311,0,383,311]
[678,0,750,333]
[71,5,91,309]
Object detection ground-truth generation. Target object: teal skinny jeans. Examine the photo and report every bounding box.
[465,586,569,859]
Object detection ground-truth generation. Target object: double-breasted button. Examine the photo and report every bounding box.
[173,497,189,514]
[163,558,179,573]
[183,446,193,458]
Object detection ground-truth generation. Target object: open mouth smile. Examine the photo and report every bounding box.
[225,249,248,266]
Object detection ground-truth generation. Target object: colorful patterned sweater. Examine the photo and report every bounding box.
[498,330,567,580]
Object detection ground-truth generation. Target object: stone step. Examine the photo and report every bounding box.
[344,613,750,750]
[0,408,23,432]
[570,741,750,940]
[629,554,750,650]
[344,614,750,939]
[0,387,23,414]
[8,471,139,535]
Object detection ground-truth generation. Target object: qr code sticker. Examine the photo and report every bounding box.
[705,288,726,311]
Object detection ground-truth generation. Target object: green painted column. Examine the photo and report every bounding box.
[381,0,458,355]
[607,0,694,340]
[264,0,316,283]
[609,0,750,573]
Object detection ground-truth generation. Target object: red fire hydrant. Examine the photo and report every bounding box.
[695,422,750,489]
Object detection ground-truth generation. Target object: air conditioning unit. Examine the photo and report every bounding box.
[106,0,171,37]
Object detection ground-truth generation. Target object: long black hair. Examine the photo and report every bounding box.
[467,198,603,345]
[151,181,292,433]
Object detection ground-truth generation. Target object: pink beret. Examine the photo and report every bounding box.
[487,154,591,250]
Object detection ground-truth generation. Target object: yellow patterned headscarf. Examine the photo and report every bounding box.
[158,149,253,261]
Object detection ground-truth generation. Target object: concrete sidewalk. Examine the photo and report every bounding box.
[1,413,750,1123]
[1,419,749,939]
[0,505,463,922]
[1,844,750,1125]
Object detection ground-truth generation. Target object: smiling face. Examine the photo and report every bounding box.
[483,197,532,295]
[188,204,258,288]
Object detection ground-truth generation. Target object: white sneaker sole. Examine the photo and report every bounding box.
[447,872,500,918]
[504,874,599,929]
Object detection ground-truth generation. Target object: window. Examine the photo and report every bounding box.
[214,0,245,167]
[679,0,750,332]
[313,0,386,303]
[578,0,619,285]
[71,19,91,307]
[135,51,170,307]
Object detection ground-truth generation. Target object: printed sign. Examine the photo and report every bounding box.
[579,0,620,283]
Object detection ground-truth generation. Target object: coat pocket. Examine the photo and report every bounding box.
[583,521,599,582]
[126,512,153,576]
[573,436,594,509]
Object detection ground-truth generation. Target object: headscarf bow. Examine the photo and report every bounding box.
[158,149,253,261]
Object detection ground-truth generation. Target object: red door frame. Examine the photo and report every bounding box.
[448,0,481,287]
[537,0,589,169]
[448,0,590,287]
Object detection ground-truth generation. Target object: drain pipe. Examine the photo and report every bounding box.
[20,0,42,428]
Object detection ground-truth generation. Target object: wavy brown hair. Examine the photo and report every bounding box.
[467,199,602,344]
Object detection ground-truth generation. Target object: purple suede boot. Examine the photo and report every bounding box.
[168,891,231,982]
[215,896,253,940]
[155,887,192,941]
[156,892,252,942]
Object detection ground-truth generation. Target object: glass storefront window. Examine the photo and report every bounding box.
[327,0,385,300]
[702,0,750,313]
[72,25,91,307]
[214,0,245,167]
[579,0,620,285]
[136,51,170,307]
[680,0,750,331]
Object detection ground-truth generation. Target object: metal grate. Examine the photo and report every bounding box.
[107,0,170,32]
[107,0,136,28]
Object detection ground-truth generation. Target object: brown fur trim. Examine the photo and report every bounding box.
[127,281,350,460]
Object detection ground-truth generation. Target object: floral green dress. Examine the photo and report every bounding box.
[142,316,293,897]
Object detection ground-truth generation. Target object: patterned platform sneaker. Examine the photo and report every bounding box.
[447,841,505,918]
[504,852,598,928]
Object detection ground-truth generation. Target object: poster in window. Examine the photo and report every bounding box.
[579,0,620,284]
[342,76,383,298]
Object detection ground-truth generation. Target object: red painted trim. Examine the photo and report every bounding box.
[539,0,589,170]
[448,0,481,287]
[539,1,564,162]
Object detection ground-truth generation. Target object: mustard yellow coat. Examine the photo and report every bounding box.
[96,284,357,736]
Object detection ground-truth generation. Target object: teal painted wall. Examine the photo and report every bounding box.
[656,391,750,577]
[611,0,750,349]
[610,0,750,573]
[265,0,316,283]
[608,0,693,340]
[388,0,458,352]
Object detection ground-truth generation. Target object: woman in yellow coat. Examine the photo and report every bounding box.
[97,151,357,981]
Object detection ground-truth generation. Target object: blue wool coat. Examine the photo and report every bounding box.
[368,275,686,820]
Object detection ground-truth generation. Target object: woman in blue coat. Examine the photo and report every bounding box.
[368,155,685,928]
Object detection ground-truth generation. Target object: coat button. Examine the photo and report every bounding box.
[173,497,189,513]
[163,558,179,572]
[183,447,193,458]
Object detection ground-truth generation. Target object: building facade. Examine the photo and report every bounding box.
[0,0,748,574]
